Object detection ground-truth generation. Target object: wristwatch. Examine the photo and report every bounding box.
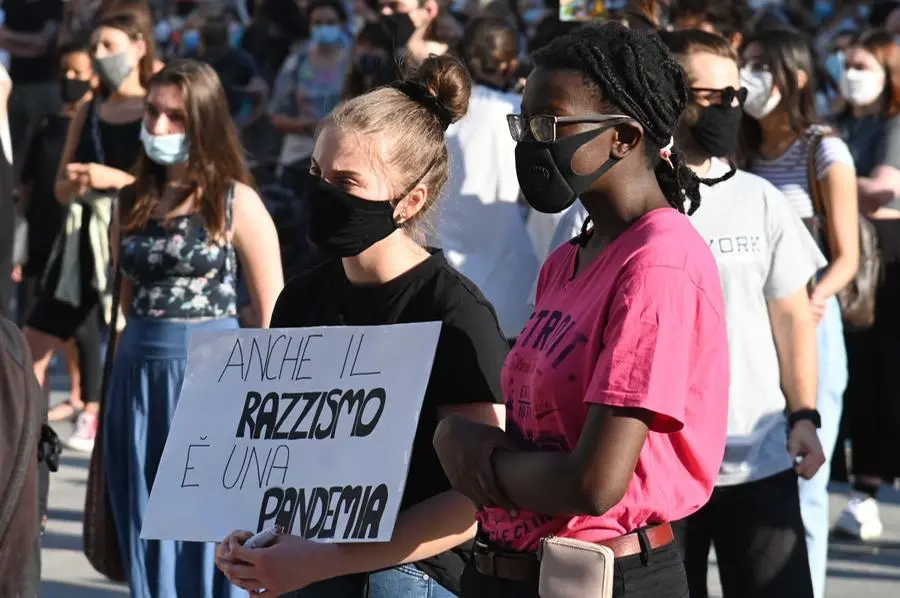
[788,409,822,429]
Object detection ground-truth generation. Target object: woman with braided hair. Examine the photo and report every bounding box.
[433,22,730,598]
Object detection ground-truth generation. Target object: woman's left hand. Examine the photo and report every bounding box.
[216,530,331,595]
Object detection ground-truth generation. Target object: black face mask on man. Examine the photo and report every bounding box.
[688,104,743,158]
[380,12,416,47]
[513,116,630,214]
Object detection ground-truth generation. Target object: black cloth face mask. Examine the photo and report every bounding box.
[515,127,622,214]
[308,177,400,257]
[380,12,416,48]
[60,77,92,105]
[689,104,743,158]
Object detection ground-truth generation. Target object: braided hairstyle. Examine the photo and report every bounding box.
[532,23,702,214]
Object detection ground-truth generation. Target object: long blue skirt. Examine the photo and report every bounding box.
[104,316,243,598]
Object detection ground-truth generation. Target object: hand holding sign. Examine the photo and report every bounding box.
[217,529,336,595]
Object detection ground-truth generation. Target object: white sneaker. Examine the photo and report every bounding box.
[65,411,98,453]
[835,494,884,541]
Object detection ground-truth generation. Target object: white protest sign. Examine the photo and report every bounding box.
[141,322,441,543]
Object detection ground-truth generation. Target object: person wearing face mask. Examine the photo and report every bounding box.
[269,0,351,181]
[438,16,538,343]
[106,58,282,598]
[341,21,396,98]
[198,13,268,130]
[833,30,900,546]
[432,23,729,598]
[378,0,462,65]
[739,28,859,598]
[22,13,158,454]
[19,36,103,429]
[653,30,826,598]
[216,54,509,598]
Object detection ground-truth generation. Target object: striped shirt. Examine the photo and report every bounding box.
[750,126,855,220]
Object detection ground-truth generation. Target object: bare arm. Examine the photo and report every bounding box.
[858,164,900,212]
[767,287,818,412]
[493,405,651,517]
[813,162,858,302]
[231,182,284,327]
[313,403,504,577]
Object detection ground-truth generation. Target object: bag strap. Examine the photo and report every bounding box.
[807,132,827,219]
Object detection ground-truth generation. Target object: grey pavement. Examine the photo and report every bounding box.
[41,397,900,598]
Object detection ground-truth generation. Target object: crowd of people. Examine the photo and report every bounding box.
[0,0,899,597]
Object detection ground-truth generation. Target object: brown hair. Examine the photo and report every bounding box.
[123,60,253,238]
[658,28,738,63]
[328,53,471,241]
[739,27,821,164]
[94,11,157,88]
[848,29,900,119]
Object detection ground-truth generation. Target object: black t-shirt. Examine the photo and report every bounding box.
[270,250,509,594]
[203,48,260,117]
[21,113,69,278]
[4,0,64,84]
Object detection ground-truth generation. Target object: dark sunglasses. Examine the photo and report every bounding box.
[690,86,748,107]
[506,113,632,143]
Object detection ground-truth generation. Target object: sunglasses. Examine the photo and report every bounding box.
[690,86,749,107]
[506,113,632,143]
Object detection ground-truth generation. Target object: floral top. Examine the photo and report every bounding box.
[120,187,237,320]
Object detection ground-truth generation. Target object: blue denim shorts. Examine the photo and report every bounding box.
[282,564,456,598]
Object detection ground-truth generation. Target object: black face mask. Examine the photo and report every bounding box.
[515,127,621,214]
[688,104,742,158]
[60,77,92,105]
[308,177,399,257]
[380,13,416,48]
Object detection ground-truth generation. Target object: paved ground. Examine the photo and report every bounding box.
[41,401,900,598]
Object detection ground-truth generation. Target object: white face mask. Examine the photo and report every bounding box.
[840,68,885,107]
[740,68,782,120]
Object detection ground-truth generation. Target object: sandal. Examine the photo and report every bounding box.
[48,400,83,422]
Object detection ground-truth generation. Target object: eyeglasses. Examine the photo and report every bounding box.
[691,86,749,107]
[506,113,633,143]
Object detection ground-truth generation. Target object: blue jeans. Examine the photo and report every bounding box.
[282,564,456,598]
[799,297,847,598]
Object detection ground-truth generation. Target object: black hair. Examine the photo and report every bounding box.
[670,0,749,39]
[200,15,229,49]
[738,27,820,165]
[56,32,93,70]
[306,0,349,24]
[462,16,520,85]
[870,1,900,27]
[532,22,701,214]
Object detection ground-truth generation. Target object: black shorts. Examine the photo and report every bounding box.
[26,221,101,341]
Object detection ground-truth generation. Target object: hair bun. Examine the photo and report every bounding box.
[410,54,472,124]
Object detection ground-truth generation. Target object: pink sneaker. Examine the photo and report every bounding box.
[66,411,98,453]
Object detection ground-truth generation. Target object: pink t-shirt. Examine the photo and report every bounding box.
[478,208,729,552]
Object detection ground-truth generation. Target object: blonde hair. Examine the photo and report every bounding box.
[328,54,471,242]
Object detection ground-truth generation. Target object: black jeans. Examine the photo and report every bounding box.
[460,540,688,598]
[673,468,813,598]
